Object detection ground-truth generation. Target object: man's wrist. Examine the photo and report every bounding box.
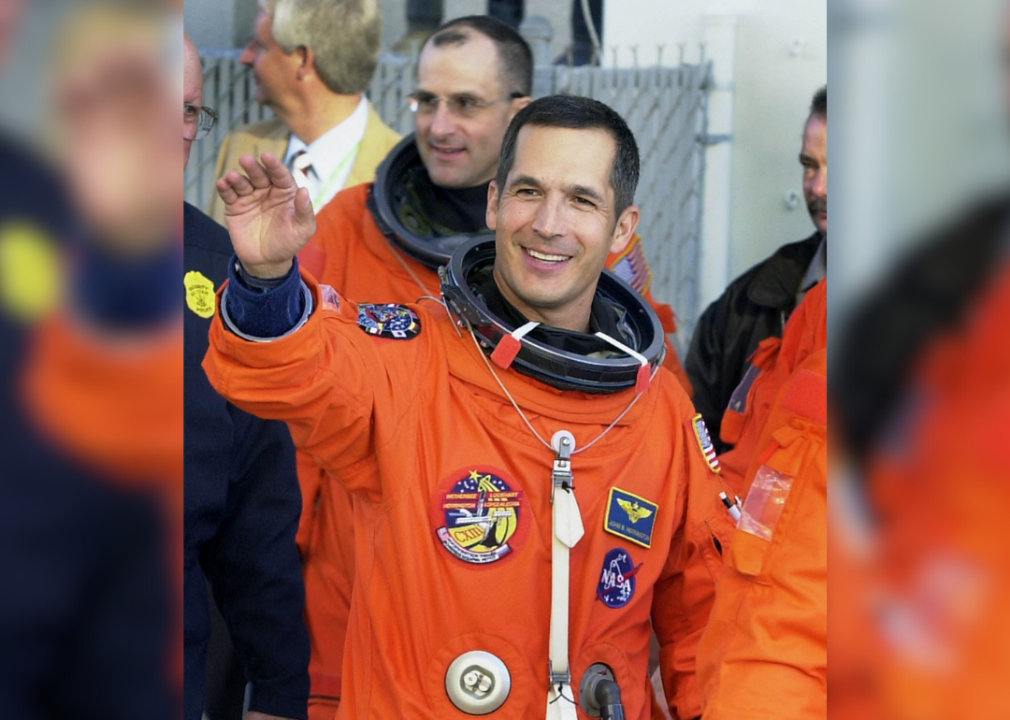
[235,259,294,292]
[242,258,294,280]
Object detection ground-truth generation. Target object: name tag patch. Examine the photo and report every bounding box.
[604,487,658,548]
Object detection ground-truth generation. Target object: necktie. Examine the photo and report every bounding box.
[290,150,319,199]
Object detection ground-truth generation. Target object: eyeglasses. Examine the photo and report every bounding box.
[184,103,218,141]
[408,91,525,119]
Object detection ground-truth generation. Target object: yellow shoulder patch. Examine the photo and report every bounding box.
[0,221,62,321]
[184,270,216,319]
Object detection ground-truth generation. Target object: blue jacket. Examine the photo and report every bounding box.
[184,202,309,720]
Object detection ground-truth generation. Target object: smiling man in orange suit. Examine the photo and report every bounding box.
[289,17,692,719]
[204,95,730,719]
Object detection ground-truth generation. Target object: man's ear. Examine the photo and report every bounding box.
[608,204,640,256]
[296,46,312,80]
[508,95,532,121]
[486,180,500,230]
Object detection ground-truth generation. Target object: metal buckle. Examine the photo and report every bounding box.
[551,431,575,502]
[550,666,572,688]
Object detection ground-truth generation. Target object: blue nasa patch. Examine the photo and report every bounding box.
[603,487,658,548]
[356,303,421,339]
[597,548,641,609]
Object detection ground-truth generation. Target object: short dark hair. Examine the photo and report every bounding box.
[810,86,826,120]
[422,15,533,97]
[495,95,640,217]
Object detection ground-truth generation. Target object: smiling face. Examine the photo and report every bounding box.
[488,124,639,332]
[415,32,526,189]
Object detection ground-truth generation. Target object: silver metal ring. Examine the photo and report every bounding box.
[444,650,511,715]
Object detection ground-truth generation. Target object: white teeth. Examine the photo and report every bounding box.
[526,248,569,263]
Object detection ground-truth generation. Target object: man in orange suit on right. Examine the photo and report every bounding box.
[696,282,827,719]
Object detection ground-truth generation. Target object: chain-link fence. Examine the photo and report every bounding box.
[186,50,711,350]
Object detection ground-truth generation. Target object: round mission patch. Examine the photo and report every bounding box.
[431,466,530,567]
[356,302,421,339]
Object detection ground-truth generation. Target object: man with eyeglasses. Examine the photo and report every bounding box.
[184,101,217,158]
[280,15,692,720]
[184,33,310,720]
[205,0,400,227]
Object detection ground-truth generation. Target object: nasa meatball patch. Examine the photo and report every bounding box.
[597,548,641,609]
[431,466,530,567]
[356,303,421,339]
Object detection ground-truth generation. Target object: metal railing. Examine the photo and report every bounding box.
[186,49,712,350]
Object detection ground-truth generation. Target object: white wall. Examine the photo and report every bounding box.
[604,0,827,305]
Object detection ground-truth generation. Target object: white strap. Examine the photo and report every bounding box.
[511,320,540,341]
[546,432,582,720]
[594,330,649,367]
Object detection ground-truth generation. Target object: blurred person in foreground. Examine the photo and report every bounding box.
[686,86,827,451]
[286,16,691,719]
[696,281,827,719]
[205,0,400,226]
[830,11,1010,718]
[184,34,310,720]
[205,94,731,719]
[0,2,180,717]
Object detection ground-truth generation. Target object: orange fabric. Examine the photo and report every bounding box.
[836,266,1010,720]
[21,312,184,686]
[204,271,731,720]
[697,348,827,720]
[296,183,695,715]
[718,280,827,496]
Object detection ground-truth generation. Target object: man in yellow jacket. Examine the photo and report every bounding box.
[206,0,400,225]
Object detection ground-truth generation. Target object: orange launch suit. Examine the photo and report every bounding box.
[204,270,730,720]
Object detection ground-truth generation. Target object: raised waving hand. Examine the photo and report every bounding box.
[216,153,316,278]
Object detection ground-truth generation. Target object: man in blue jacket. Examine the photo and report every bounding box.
[184,34,310,720]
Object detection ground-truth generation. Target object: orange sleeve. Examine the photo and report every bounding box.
[202,272,432,500]
[652,396,735,719]
[294,452,325,556]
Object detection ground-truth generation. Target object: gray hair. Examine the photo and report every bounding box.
[261,0,381,95]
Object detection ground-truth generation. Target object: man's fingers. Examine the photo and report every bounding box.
[293,186,316,230]
[238,154,272,189]
[261,151,297,191]
[216,176,239,205]
[221,169,255,197]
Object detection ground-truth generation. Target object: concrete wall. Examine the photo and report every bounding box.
[604,0,827,305]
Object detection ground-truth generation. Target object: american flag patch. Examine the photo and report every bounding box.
[608,236,653,294]
[691,414,721,473]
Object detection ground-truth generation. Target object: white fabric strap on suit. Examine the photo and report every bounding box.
[547,431,584,720]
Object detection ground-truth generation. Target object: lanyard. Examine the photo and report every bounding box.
[310,140,362,212]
